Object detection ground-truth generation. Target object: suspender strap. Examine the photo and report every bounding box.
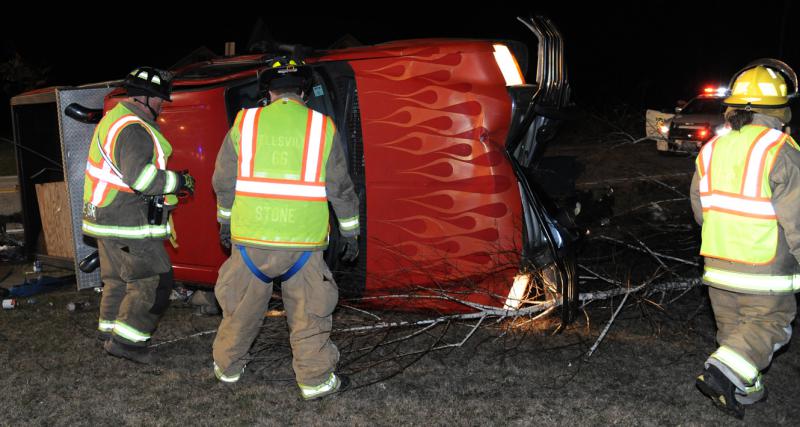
[238,245,312,284]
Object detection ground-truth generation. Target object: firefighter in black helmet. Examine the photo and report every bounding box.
[83,66,195,364]
[211,56,359,399]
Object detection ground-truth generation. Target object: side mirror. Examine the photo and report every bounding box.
[65,103,103,124]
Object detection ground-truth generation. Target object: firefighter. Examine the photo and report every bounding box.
[83,67,195,364]
[691,60,800,418]
[211,57,360,400]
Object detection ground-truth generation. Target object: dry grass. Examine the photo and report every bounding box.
[1,283,798,426]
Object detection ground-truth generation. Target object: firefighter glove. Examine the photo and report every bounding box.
[177,170,195,196]
[341,235,359,262]
[219,223,231,249]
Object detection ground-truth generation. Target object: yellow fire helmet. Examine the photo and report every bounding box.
[724,59,798,108]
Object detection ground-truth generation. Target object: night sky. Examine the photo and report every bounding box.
[2,2,798,137]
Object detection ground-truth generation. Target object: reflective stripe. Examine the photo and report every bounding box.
[86,161,127,188]
[105,116,166,169]
[742,129,783,197]
[699,193,776,217]
[235,179,326,200]
[82,221,170,239]
[703,267,798,292]
[743,374,764,395]
[304,111,324,182]
[89,113,168,205]
[698,140,714,193]
[299,373,339,399]
[105,116,139,156]
[112,321,150,343]
[339,216,359,230]
[711,346,760,383]
[233,235,328,247]
[213,362,241,383]
[217,207,232,218]
[239,109,258,178]
[98,319,116,332]
[92,180,109,206]
[132,164,157,192]
[164,170,177,193]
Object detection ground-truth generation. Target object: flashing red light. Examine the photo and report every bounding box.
[698,129,709,138]
[703,87,715,94]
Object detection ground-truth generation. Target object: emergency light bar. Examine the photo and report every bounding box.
[703,86,728,96]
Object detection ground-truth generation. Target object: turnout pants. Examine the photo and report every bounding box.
[212,248,339,386]
[706,286,797,396]
[97,238,173,347]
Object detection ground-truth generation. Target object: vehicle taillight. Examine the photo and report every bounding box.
[698,129,709,139]
[493,44,525,86]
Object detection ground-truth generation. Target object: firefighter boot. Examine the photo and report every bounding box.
[299,373,350,401]
[104,338,153,365]
[213,361,244,384]
[696,365,745,419]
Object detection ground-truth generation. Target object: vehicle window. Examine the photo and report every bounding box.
[224,79,260,125]
[681,98,724,115]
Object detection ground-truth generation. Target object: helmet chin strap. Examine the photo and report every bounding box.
[134,96,159,120]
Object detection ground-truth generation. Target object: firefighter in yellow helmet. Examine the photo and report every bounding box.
[211,56,360,399]
[83,67,195,363]
[691,59,800,418]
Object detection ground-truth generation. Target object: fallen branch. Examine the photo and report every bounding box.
[639,173,688,198]
[337,299,560,334]
[585,288,632,360]
[149,329,216,349]
[594,235,700,267]
[339,277,702,334]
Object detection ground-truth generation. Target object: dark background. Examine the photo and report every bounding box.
[2,2,798,139]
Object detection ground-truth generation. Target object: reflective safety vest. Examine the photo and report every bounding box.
[82,103,176,239]
[231,99,335,249]
[698,124,800,293]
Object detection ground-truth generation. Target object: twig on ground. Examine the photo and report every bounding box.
[149,329,216,348]
[594,235,699,267]
[584,288,632,360]
[639,173,688,198]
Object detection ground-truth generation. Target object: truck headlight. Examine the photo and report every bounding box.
[493,44,525,86]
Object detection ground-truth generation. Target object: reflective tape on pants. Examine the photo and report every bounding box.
[711,346,760,383]
[703,267,797,293]
[299,372,339,399]
[112,321,151,343]
[98,319,116,333]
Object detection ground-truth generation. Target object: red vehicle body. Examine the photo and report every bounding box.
[15,17,576,316]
